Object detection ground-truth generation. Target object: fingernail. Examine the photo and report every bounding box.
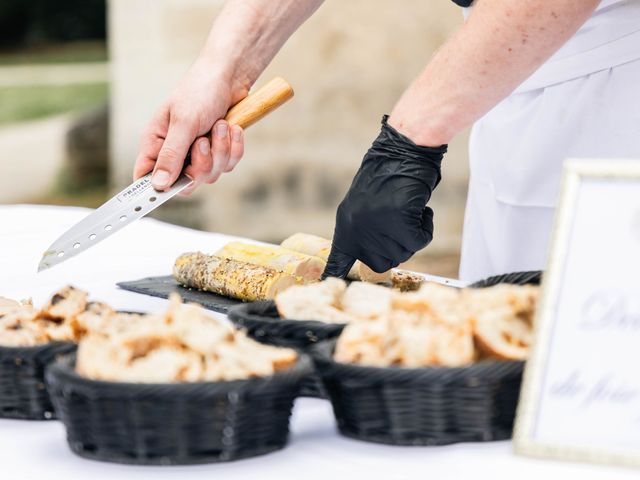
[152,170,170,188]
[199,138,209,155]
[217,122,228,138]
[232,128,242,142]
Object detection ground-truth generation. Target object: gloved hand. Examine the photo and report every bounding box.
[322,115,447,279]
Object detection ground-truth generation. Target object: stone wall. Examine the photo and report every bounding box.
[109,0,468,256]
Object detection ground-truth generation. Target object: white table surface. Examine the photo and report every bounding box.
[0,205,636,479]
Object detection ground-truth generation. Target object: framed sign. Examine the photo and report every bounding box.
[514,159,640,467]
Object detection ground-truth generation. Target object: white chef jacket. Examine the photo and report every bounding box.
[459,0,640,281]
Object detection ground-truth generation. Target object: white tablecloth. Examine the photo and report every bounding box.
[0,205,635,479]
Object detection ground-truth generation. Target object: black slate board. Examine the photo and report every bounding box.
[117,276,244,314]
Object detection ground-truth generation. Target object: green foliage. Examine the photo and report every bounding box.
[0,83,108,125]
[0,41,107,65]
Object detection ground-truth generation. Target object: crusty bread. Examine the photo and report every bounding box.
[335,282,476,368]
[472,307,533,361]
[0,297,21,315]
[74,302,118,336]
[464,284,538,360]
[463,284,538,316]
[273,276,539,366]
[166,299,234,355]
[341,282,392,320]
[390,282,475,367]
[76,294,297,383]
[392,282,461,315]
[334,320,390,367]
[38,285,88,321]
[335,314,475,368]
[275,277,354,323]
[0,287,95,346]
[0,306,48,347]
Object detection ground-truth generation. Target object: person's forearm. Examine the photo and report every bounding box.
[201,0,323,99]
[389,0,600,146]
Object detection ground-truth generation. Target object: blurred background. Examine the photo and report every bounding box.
[0,0,469,277]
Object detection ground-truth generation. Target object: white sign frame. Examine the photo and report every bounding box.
[514,159,640,468]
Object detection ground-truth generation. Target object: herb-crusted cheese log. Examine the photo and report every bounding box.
[390,270,424,292]
[173,252,295,301]
[215,241,324,283]
[280,232,391,283]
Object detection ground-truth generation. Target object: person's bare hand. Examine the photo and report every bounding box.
[133,59,246,195]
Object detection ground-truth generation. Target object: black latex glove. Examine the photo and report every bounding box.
[322,115,447,279]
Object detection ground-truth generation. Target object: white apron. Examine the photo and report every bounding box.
[459,0,640,282]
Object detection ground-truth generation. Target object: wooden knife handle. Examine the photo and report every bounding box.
[224,77,294,129]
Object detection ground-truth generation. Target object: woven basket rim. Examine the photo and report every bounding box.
[227,300,347,348]
[468,270,542,288]
[46,351,313,395]
[228,300,347,332]
[311,339,523,382]
[0,340,75,355]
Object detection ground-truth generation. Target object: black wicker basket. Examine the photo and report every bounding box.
[46,353,312,465]
[469,270,541,289]
[227,301,347,399]
[227,301,346,349]
[311,340,523,446]
[310,270,541,446]
[0,342,76,420]
[226,271,541,400]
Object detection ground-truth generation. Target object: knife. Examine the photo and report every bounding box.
[403,270,471,289]
[38,77,294,272]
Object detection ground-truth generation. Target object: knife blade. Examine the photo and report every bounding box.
[405,270,471,289]
[38,77,294,272]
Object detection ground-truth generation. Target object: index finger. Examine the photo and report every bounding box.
[321,246,356,280]
[133,133,164,180]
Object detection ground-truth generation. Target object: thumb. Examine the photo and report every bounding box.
[322,246,356,280]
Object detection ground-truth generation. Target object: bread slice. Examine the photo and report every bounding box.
[334,282,475,368]
[464,284,539,360]
[392,282,468,328]
[334,320,390,367]
[38,285,88,321]
[0,297,21,316]
[76,293,297,383]
[0,307,47,347]
[341,281,392,320]
[275,277,354,323]
[472,308,532,360]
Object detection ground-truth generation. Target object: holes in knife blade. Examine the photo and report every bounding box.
[134,206,142,212]
[73,243,80,249]
[149,196,157,202]
[104,225,112,231]
[89,234,96,240]
[119,215,127,222]
[57,252,64,257]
